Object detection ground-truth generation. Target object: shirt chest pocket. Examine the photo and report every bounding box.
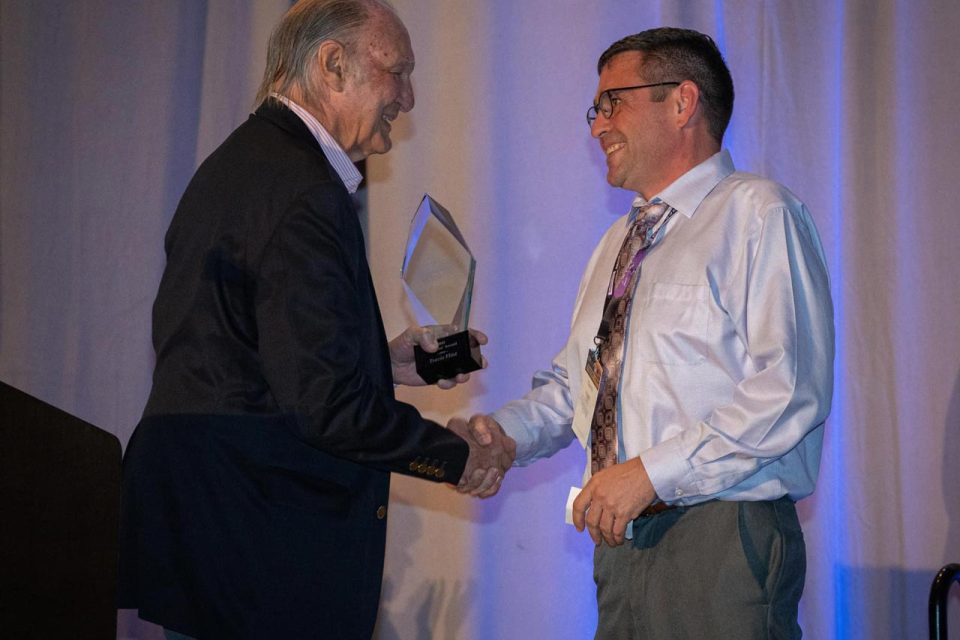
[631,282,710,365]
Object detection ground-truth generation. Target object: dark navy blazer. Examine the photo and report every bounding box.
[118,103,468,639]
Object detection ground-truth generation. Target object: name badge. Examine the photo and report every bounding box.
[585,346,602,388]
[571,347,601,448]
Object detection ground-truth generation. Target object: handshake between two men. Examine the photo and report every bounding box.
[393,323,646,548]
[447,415,515,498]
[389,324,516,499]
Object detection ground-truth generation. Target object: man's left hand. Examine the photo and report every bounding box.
[389,325,488,389]
[572,457,658,547]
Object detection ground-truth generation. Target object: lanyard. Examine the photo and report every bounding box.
[594,207,677,350]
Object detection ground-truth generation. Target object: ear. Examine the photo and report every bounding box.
[315,40,348,92]
[674,80,701,129]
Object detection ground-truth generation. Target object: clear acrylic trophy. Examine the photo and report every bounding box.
[401,194,483,384]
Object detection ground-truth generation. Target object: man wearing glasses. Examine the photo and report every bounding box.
[471,27,834,638]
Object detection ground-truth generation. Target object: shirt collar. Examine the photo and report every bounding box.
[270,93,364,194]
[631,149,736,219]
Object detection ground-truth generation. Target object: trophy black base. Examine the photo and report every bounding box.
[414,330,482,384]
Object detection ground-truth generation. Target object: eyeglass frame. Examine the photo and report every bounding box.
[586,82,681,126]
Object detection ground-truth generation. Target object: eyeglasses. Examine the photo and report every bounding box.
[586,82,680,126]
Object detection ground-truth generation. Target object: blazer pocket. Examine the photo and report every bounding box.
[258,466,354,515]
[633,283,709,365]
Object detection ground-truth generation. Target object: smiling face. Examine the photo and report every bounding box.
[589,51,678,198]
[335,10,415,161]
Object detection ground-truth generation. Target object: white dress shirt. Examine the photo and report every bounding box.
[270,93,363,194]
[493,150,834,505]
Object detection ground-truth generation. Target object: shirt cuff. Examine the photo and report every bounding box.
[490,405,537,466]
[639,436,697,505]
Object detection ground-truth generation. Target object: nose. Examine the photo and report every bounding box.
[399,77,414,112]
[590,111,608,139]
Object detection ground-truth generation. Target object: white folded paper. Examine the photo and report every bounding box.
[565,486,582,525]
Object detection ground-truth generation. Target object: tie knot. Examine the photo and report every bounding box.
[636,201,669,224]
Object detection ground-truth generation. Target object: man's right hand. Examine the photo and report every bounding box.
[447,415,516,498]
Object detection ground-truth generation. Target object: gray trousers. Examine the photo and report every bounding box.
[594,498,806,640]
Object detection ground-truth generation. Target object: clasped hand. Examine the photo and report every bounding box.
[446,414,516,498]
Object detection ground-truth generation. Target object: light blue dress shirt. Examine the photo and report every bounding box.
[493,150,834,506]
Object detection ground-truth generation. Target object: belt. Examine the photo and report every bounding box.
[638,501,676,517]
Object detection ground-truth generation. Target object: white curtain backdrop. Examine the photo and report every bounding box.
[2,1,958,638]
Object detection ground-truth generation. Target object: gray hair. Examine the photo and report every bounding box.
[254,0,394,107]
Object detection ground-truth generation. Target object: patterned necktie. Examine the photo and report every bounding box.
[590,202,672,474]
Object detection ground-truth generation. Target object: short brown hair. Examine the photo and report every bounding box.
[599,28,734,144]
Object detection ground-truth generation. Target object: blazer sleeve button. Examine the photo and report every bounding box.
[376,505,387,520]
